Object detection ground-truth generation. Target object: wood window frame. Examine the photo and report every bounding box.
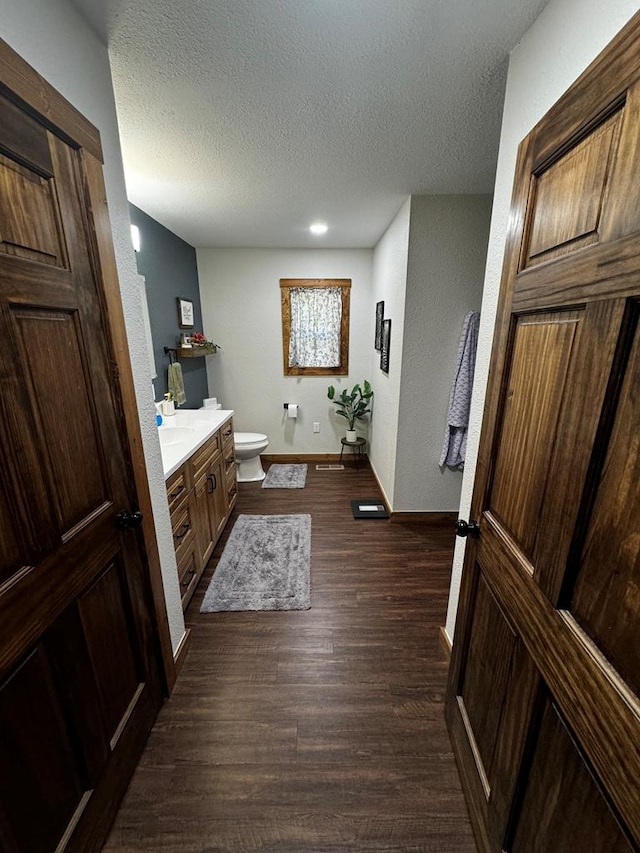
[280,278,351,376]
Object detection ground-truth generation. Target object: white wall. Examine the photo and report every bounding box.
[368,200,411,507]
[197,248,373,451]
[1,0,186,653]
[394,196,491,512]
[444,0,640,641]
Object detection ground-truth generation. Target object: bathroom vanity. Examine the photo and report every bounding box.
[158,410,237,609]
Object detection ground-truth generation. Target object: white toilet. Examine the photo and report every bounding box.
[234,432,269,482]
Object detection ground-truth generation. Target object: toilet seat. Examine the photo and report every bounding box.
[234,432,268,451]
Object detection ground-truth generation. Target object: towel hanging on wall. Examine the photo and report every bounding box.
[167,362,187,406]
[439,311,480,470]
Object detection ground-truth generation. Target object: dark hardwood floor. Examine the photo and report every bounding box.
[105,462,476,852]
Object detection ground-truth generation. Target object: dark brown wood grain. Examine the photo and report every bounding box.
[447,11,640,853]
[104,463,476,853]
[82,150,176,691]
[569,316,640,696]
[509,700,634,852]
[0,46,164,853]
[0,38,103,162]
[524,111,621,268]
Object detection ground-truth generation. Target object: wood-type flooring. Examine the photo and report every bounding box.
[105,462,476,852]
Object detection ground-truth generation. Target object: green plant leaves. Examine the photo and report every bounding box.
[326,380,374,430]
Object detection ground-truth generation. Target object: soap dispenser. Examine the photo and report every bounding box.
[155,401,163,426]
[161,393,175,417]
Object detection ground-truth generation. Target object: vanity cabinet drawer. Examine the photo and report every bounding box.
[223,446,236,476]
[189,434,220,484]
[178,549,198,608]
[221,418,236,489]
[221,418,234,447]
[171,505,194,565]
[226,468,238,511]
[166,468,189,514]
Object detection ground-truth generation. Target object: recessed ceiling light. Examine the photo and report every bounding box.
[309,222,328,235]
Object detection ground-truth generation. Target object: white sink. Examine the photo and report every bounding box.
[158,426,195,446]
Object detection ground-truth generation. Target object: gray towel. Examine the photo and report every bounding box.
[167,362,187,406]
[439,311,480,469]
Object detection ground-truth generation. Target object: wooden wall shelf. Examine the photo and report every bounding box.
[177,347,218,358]
[165,346,218,359]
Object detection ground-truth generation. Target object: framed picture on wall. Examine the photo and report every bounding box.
[380,318,391,374]
[375,300,384,350]
[177,296,194,328]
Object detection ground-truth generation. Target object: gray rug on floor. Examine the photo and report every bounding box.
[200,514,311,612]
[262,463,308,488]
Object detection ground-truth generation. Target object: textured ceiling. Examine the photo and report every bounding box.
[70,0,549,248]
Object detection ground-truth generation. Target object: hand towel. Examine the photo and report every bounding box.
[167,362,187,406]
[439,311,480,469]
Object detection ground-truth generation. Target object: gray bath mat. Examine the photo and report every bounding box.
[200,514,311,612]
[262,463,307,488]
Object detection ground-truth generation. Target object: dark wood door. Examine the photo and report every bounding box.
[446,14,640,853]
[0,57,162,853]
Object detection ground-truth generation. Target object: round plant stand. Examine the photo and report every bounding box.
[339,436,366,469]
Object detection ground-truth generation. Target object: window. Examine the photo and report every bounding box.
[280,278,351,375]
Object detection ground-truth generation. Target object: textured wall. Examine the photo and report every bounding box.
[196,248,373,452]
[394,196,491,512]
[444,0,640,642]
[368,200,411,507]
[130,204,208,406]
[2,0,186,653]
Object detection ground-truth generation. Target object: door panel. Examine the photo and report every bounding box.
[0,153,67,266]
[0,646,86,853]
[523,109,621,268]
[79,563,142,743]
[460,574,518,787]
[568,311,640,695]
[489,310,580,556]
[0,44,162,853]
[509,699,634,853]
[0,485,24,585]
[446,13,640,852]
[12,306,108,533]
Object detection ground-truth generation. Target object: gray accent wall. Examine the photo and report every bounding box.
[130,204,208,407]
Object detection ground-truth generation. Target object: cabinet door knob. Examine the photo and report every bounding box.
[207,473,217,492]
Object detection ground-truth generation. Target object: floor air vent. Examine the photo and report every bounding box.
[316,464,345,471]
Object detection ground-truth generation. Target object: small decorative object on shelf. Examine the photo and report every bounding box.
[189,332,221,354]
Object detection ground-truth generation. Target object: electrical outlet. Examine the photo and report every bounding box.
[313,422,320,433]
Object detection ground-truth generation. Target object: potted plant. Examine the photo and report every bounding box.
[327,380,373,442]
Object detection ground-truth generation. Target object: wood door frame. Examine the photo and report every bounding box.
[447,10,640,851]
[0,37,177,692]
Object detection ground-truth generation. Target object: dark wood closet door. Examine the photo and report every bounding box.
[0,53,162,852]
[446,13,640,853]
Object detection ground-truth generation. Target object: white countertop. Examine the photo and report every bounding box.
[158,409,234,480]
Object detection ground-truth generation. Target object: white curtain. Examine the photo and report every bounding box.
[288,287,342,367]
